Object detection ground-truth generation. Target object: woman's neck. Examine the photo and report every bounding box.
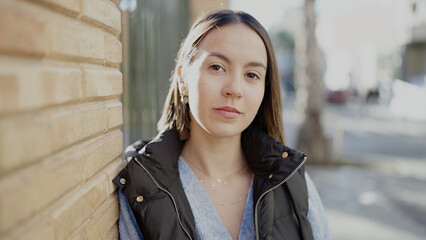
[180,125,246,178]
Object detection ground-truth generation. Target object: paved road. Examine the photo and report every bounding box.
[282,95,426,240]
[308,165,426,240]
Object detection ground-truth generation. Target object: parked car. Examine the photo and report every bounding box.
[326,90,349,103]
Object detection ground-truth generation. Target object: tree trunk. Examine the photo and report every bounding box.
[296,0,329,164]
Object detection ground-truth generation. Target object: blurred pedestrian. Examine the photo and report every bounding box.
[113,9,330,240]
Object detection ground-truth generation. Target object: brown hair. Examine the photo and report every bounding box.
[157,9,285,144]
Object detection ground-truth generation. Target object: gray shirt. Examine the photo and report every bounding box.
[178,157,331,240]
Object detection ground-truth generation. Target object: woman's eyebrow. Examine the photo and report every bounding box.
[208,52,230,63]
[245,62,266,70]
[208,52,266,70]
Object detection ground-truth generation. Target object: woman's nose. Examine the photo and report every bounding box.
[223,76,243,98]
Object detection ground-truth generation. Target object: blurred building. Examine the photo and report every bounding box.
[394,0,426,121]
[316,0,424,97]
[318,2,398,95]
[271,0,426,107]
[401,0,426,84]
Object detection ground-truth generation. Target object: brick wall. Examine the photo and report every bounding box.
[0,0,123,239]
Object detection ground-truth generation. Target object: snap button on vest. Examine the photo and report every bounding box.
[120,178,126,184]
[136,195,144,202]
[268,173,273,179]
[282,151,288,158]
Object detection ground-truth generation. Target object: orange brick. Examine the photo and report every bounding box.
[102,223,119,240]
[84,69,122,98]
[0,130,121,233]
[0,0,124,238]
[106,101,123,130]
[105,34,122,67]
[0,215,55,240]
[47,19,105,63]
[0,74,19,115]
[110,0,120,5]
[82,0,121,35]
[70,194,119,240]
[85,195,118,240]
[0,103,107,174]
[104,157,124,195]
[0,153,83,233]
[0,112,53,174]
[0,64,82,115]
[0,1,47,57]
[52,173,109,240]
[37,67,82,106]
[50,103,108,152]
[86,196,119,240]
[29,0,81,17]
[83,131,123,181]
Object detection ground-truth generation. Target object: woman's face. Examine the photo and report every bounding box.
[180,23,267,138]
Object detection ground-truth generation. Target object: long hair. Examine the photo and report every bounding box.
[157,9,285,144]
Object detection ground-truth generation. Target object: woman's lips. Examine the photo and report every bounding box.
[214,107,241,119]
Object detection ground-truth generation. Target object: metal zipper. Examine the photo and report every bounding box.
[133,157,193,240]
[254,156,307,240]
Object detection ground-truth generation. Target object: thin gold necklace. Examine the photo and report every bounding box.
[185,159,248,188]
[211,196,247,207]
[210,175,253,207]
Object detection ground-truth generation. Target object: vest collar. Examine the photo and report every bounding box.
[242,125,307,187]
[136,126,306,189]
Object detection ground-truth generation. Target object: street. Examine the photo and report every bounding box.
[283,94,426,240]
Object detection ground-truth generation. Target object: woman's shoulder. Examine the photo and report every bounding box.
[112,137,154,192]
[124,139,151,161]
[112,157,162,202]
[305,172,332,239]
[112,130,183,202]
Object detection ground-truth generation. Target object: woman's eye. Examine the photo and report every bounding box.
[209,64,224,72]
[246,72,260,80]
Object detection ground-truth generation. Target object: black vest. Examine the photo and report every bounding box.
[113,126,314,240]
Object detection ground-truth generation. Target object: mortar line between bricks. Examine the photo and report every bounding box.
[21,0,121,37]
[0,128,123,182]
[0,96,122,120]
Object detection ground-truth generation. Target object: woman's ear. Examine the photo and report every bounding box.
[177,66,187,93]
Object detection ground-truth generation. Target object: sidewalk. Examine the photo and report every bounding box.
[308,165,426,240]
[282,94,426,240]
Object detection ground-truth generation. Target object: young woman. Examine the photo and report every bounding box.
[113,9,330,240]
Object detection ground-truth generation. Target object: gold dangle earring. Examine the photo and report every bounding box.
[178,70,188,104]
[180,91,188,104]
